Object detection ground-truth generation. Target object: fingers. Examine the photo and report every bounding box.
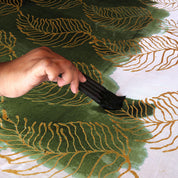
[57,69,73,87]
[56,62,86,94]
[78,71,86,83]
[69,73,79,94]
[57,65,85,94]
[44,57,74,84]
[32,47,86,94]
[45,61,60,82]
[71,71,86,93]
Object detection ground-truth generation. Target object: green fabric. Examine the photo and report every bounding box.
[0,0,168,177]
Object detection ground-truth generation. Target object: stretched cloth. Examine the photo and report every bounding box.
[0,0,177,177]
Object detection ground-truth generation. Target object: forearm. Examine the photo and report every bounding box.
[0,62,11,97]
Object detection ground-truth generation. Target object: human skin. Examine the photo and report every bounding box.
[0,47,86,98]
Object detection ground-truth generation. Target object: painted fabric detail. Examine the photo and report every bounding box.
[0,0,177,177]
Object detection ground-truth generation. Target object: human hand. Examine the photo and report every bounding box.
[0,47,86,98]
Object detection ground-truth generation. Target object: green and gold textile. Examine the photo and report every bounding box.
[0,0,177,177]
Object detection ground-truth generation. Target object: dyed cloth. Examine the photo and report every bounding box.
[0,0,177,177]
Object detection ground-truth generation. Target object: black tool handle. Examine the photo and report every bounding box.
[79,79,101,104]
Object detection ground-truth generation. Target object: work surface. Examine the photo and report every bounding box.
[0,0,177,177]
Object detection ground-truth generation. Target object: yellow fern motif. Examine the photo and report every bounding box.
[107,91,178,152]
[24,62,103,106]
[83,4,153,31]
[0,0,22,16]
[90,38,141,64]
[0,109,138,177]
[152,0,178,11]
[16,11,92,48]
[118,35,178,71]
[31,0,82,9]
[0,30,17,59]
[162,19,178,38]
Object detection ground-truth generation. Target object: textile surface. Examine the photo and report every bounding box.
[0,0,177,177]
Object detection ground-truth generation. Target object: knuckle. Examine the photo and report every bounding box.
[40,58,51,67]
[39,46,50,51]
[34,47,51,56]
[65,74,73,84]
[65,77,72,84]
[63,60,73,68]
[49,74,56,81]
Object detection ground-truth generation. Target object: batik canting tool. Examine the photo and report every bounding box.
[79,74,125,110]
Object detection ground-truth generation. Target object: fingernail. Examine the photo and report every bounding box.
[73,88,78,94]
[82,75,87,82]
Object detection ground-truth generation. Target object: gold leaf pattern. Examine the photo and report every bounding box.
[152,0,178,11]
[0,0,176,176]
[0,30,17,59]
[31,0,82,9]
[0,109,138,177]
[16,11,92,48]
[83,4,153,31]
[107,91,178,152]
[118,35,178,71]
[0,0,22,16]
[145,91,178,152]
[90,38,141,64]
[24,62,103,106]
[162,19,178,38]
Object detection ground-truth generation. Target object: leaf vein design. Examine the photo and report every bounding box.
[163,19,178,38]
[32,0,82,10]
[107,92,178,152]
[89,122,105,151]
[0,0,22,16]
[0,109,136,177]
[17,11,92,48]
[69,122,86,151]
[83,4,153,31]
[152,0,178,11]
[0,30,17,59]
[118,35,178,71]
